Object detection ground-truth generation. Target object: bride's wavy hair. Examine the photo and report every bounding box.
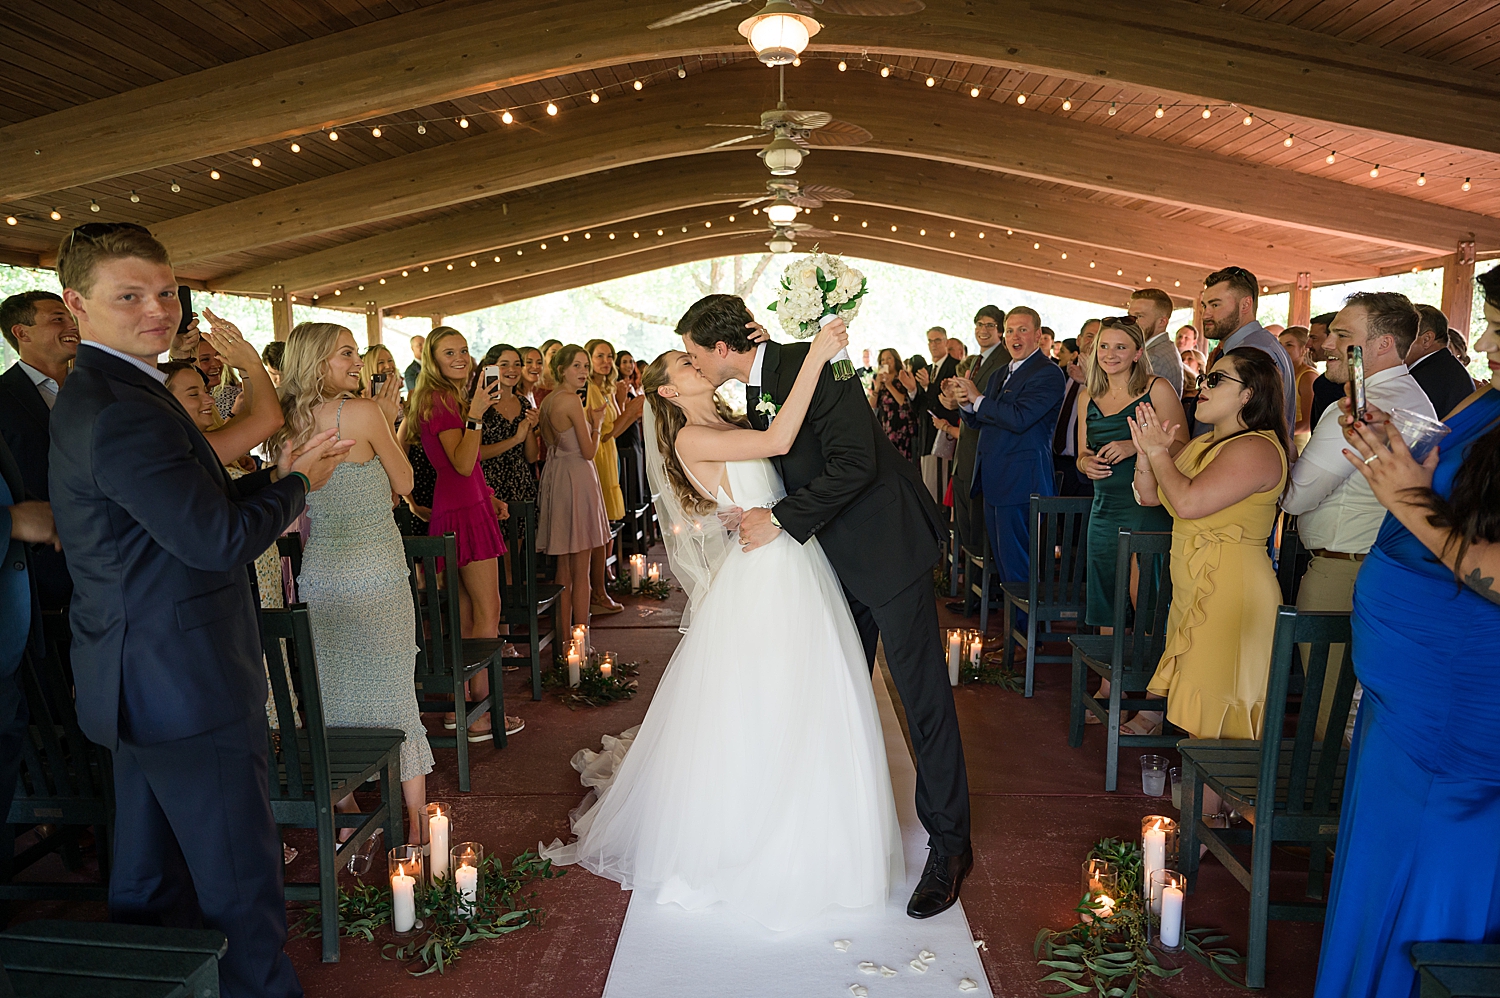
[640,351,748,516]
[267,321,351,457]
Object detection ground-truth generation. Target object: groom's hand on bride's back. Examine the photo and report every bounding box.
[716,505,744,533]
[738,507,781,552]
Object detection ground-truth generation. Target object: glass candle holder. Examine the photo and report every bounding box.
[946,628,963,686]
[1151,869,1187,952]
[1141,815,1180,912]
[966,629,984,669]
[572,624,590,655]
[647,563,662,585]
[387,845,424,935]
[1080,857,1118,924]
[451,842,483,918]
[599,651,616,679]
[629,553,645,593]
[425,802,452,881]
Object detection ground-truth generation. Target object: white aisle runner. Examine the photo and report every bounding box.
[600,659,994,997]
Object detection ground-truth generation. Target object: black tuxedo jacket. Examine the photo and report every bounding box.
[747,340,945,608]
[920,355,961,424]
[1410,347,1477,419]
[49,346,307,748]
[0,362,71,609]
[952,346,1012,498]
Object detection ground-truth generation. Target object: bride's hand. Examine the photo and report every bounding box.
[745,321,771,345]
[809,317,849,366]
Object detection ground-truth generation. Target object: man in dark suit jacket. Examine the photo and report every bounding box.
[678,295,972,920]
[0,291,78,611]
[49,225,351,998]
[2,434,56,895]
[1052,339,1092,498]
[913,325,959,459]
[950,306,1068,596]
[947,307,1011,565]
[1407,304,1476,419]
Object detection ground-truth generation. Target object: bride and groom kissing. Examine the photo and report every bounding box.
[547,294,972,930]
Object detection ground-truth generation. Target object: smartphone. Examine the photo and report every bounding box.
[483,364,500,389]
[176,286,194,339]
[1347,345,1367,420]
[369,373,387,395]
[576,387,589,402]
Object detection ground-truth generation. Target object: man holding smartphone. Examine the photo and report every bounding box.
[1281,292,1435,740]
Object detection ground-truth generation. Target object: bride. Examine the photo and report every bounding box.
[543,319,903,931]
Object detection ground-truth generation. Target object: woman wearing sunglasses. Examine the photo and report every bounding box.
[1126,349,1288,812]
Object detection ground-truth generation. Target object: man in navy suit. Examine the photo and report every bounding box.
[947,305,1067,600]
[48,223,351,998]
[0,291,77,611]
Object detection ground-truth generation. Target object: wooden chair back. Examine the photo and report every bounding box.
[259,605,329,806]
[401,533,465,696]
[1110,529,1174,686]
[1026,495,1092,621]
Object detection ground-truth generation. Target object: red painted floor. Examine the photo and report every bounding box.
[9,569,1324,997]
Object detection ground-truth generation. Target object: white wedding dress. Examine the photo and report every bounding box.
[543,457,903,931]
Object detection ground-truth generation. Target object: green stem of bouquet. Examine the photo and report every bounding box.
[830,358,856,382]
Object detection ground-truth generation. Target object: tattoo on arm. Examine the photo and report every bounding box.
[1463,567,1500,606]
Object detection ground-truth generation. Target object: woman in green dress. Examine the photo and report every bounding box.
[1076,317,1188,728]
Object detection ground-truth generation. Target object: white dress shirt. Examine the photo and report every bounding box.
[747,342,766,388]
[17,360,61,409]
[968,346,1034,412]
[1281,364,1435,553]
[79,340,169,384]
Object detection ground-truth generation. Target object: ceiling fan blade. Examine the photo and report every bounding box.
[797,184,853,201]
[807,0,925,15]
[739,195,772,208]
[648,0,747,29]
[790,134,811,149]
[792,226,836,238]
[802,120,873,147]
[789,194,824,209]
[706,133,761,150]
[785,110,833,129]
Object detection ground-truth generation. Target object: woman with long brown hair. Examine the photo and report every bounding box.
[403,326,519,740]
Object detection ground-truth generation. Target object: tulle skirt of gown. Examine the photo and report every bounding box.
[544,530,904,931]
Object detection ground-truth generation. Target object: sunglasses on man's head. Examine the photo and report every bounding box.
[1202,371,1246,389]
[67,221,153,250]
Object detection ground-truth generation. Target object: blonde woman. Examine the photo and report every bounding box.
[584,337,641,614]
[536,344,610,634]
[272,321,431,861]
[403,327,520,740]
[359,343,398,396]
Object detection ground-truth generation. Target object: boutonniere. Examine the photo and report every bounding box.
[755,392,782,421]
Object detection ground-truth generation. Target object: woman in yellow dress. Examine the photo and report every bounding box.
[1127,348,1289,780]
[584,338,643,615]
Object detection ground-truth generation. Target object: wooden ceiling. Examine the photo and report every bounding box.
[2,0,1498,316]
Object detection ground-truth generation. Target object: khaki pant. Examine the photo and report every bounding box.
[1295,554,1363,742]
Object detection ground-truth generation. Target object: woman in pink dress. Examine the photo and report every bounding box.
[536,344,611,635]
[402,326,521,739]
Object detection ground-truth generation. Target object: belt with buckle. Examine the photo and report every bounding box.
[1307,548,1366,562]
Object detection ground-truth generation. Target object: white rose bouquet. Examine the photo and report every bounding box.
[765,251,867,381]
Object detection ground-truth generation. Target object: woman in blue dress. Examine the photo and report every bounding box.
[1315,267,1500,998]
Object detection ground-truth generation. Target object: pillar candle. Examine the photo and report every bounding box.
[391,866,416,932]
[947,630,962,686]
[455,863,479,915]
[1159,885,1184,947]
[567,647,581,687]
[648,563,661,584]
[1143,827,1166,912]
[428,812,450,881]
[573,624,589,654]
[968,631,983,669]
[629,554,644,592]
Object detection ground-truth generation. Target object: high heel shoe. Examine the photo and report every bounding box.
[1119,711,1164,737]
[346,828,383,877]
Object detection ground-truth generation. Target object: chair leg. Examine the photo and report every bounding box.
[1245,822,1276,989]
[383,759,402,848]
[317,797,340,962]
[1306,843,1328,901]
[530,612,543,701]
[978,567,991,633]
[1068,652,1086,748]
[490,658,507,750]
[1024,613,1039,698]
[1001,597,1016,671]
[1179,762,1203,892]
[454,681,471,794]
[1105,687,1121,793]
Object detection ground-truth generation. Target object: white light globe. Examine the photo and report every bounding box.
[759,135,804,176]
[748,14,809,65]
[765,202,800,224]
[769,236,796,253]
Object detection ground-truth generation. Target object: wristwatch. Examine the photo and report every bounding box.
[769,499,782,530]
[465,418,482,431]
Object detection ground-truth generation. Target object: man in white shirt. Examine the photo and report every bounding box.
[1126,288,1185,397]
[1281,291,1434,738]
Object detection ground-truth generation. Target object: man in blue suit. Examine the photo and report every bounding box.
[49,223,351,998]
[948,306,1068,600]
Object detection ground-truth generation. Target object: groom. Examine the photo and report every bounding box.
[678,294,972,919]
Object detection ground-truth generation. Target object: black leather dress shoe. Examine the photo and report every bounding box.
[944,600,969,614]
[906,845,974,919]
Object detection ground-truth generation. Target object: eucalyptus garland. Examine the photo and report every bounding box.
[291,850,563,976]
[606,574,674,600]
[543,658,641,708]
[961,652,1024,693]
[1035,837,1248,995]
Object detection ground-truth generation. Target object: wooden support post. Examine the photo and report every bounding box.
[271,284,292,342]
[1290,272,1312,328]
[1442,240,1477,336]
[365,301,382,346]
[430,314,445,330]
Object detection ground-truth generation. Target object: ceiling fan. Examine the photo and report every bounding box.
[726,178,853,210]
[704,66,872,173]
[649,0,925,31]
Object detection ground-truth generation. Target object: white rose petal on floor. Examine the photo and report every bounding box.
[599,658,993,997]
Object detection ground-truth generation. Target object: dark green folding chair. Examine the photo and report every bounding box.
[1000,495,1092,696]
[501,501,562,701]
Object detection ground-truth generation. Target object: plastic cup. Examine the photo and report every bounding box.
[1141,755,1169,797]
[1388,408,1451,462]
[1169,766,1182,810]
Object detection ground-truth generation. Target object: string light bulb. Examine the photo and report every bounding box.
[371,127,381,138]
[469,260,477,267]
[1175,280,1181,287]
[4,216,14,226]
[970,87,981,98]
[590,91,599,103]
[1283,133,1294,147]
[379,277,386,283]
[1243,112,1253,125]
[546,103,558,116]
[880,66,890,77]
[501,110,513,124]
[949,231,956,238]
[1202,106,1211,119]
[328,130,339,141]
[1117,269,1124,276]
[633,79,643,90]
[728,214,735,221]
[677,65,687,78]
[129,191,140,203]
[926,76,936,87]
[1326,151,1336,164]
[1016,93,1027,104]
[1417,173,1427,186]
[1108,102,1117,116]
[978,231,985,239]
[89,200,100,212]
[170,182,180,192]
[562,234,569,241]
[1369,165,1380,178]
[890,224,897,231]
[447,262,455,269]
[1463,178,1472,191]
[209,170,220,180]
[1155,104,1164,118]
[1089,261,1096,268]
[919,228,926,235]
[401,270,408,277]
[1033,242,1040,249]
[422,266,429,272]
[1061,252,1068,259]
[838,60,847,71]
[1062,99,1071,110]
[459,117,469,128]
[291,142,300,152]
[251,156,262,167]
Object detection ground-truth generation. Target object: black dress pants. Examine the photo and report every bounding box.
[110,712,302,998]
[844,571,971,858]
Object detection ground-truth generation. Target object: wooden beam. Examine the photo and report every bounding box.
[365,301,383,347]
[270,284,291,342]
[334,203,1193,313]
[212,155,1377,297]
[391,229,1139,319]
[8,0,1500,201]
[150,64,1500,267]
[1290,273,1312,328]
[1442,240,1478,335]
